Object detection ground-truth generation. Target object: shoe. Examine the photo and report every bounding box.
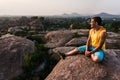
[57,51,66,59]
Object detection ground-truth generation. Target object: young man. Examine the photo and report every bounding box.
[60,16,107,62]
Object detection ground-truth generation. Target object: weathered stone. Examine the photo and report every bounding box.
[0,34,35,80]
[8,26,29,36]
[44,30,73,48]
[107,32,120,39]
[45,49,120,80]
[65,37,87,46]
[70,29,89,37]
[106,38,120,49]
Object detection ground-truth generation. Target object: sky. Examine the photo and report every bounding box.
[0,0,120,16]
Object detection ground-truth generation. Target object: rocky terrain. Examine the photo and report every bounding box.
[0,29,120,80]
[44,29,120,80]
[0,34,35,80]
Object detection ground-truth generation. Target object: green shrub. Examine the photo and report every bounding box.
[72,32,79,37]
[15,41,58,80]
[26,35,45,44]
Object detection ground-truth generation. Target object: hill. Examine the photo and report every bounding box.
[52,12,120,19]
[94,12,120,19]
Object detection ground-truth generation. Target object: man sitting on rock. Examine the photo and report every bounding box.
[59,16,107,63]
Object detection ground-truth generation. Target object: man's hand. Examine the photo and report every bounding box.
[85,51,92,56]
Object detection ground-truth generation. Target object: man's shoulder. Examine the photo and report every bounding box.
[90,28,94,31]
[89,28,93,33]
[101,26,106,30]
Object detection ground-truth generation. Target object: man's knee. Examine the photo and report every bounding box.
[74,48,79,52]
[91,54,101,62]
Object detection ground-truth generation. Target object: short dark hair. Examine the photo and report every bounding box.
[92,16,102,25]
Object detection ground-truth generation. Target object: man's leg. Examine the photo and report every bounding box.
[58,45,86,59]
[65,45,86,56]
[65,48,79,56]
[57,48,78,59]
[91,50,104,62]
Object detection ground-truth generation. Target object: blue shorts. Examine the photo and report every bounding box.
[78,45,104,61]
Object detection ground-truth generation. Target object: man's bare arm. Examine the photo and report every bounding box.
[86,32,91,51]
[90,32,107,53]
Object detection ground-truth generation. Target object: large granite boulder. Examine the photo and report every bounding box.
[0,34,35,80]
[106,32,120,49]
[44,30,73,48]
[70,29,89,37]
[65,37,87,47]
[107,32,120,39]
[7,26,29,36]
[45,49,120,80]
[106,38,120,49]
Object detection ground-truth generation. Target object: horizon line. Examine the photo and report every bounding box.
[0,12,120,17]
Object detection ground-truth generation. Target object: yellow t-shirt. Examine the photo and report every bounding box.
[89,26,106,50]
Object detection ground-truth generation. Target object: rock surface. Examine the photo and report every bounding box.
[44,30,73,48]
[0,34,35,80]
[45,31,120,80]
[45,49,120,80]
[65,37,87,47]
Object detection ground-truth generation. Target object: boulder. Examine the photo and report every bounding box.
[65,37,87,47]
[44,30,73,48]
[70,29,89,37]
[0,34,35,80]
[45,49,120,80]
[7,26,29,36]
[106,32,120,49]
[107,32,120,39]
[106,38,120,49]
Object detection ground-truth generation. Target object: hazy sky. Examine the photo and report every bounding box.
[0,0,120,16]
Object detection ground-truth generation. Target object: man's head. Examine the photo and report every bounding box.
[91,16,102,25]
[90,16,102,28]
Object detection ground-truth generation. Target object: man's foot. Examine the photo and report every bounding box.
[57,51,66,59]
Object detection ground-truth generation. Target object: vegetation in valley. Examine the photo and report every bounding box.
[0,16,120,36]
[14,40,58,80]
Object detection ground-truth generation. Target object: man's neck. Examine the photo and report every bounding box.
[94,25,101,31]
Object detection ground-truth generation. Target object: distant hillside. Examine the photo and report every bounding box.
[94,12,120,19]
[61,13,82,17]
[52,13,83,18]
[53,12,120,19]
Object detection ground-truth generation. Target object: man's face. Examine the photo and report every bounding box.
[90,19,97,28]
